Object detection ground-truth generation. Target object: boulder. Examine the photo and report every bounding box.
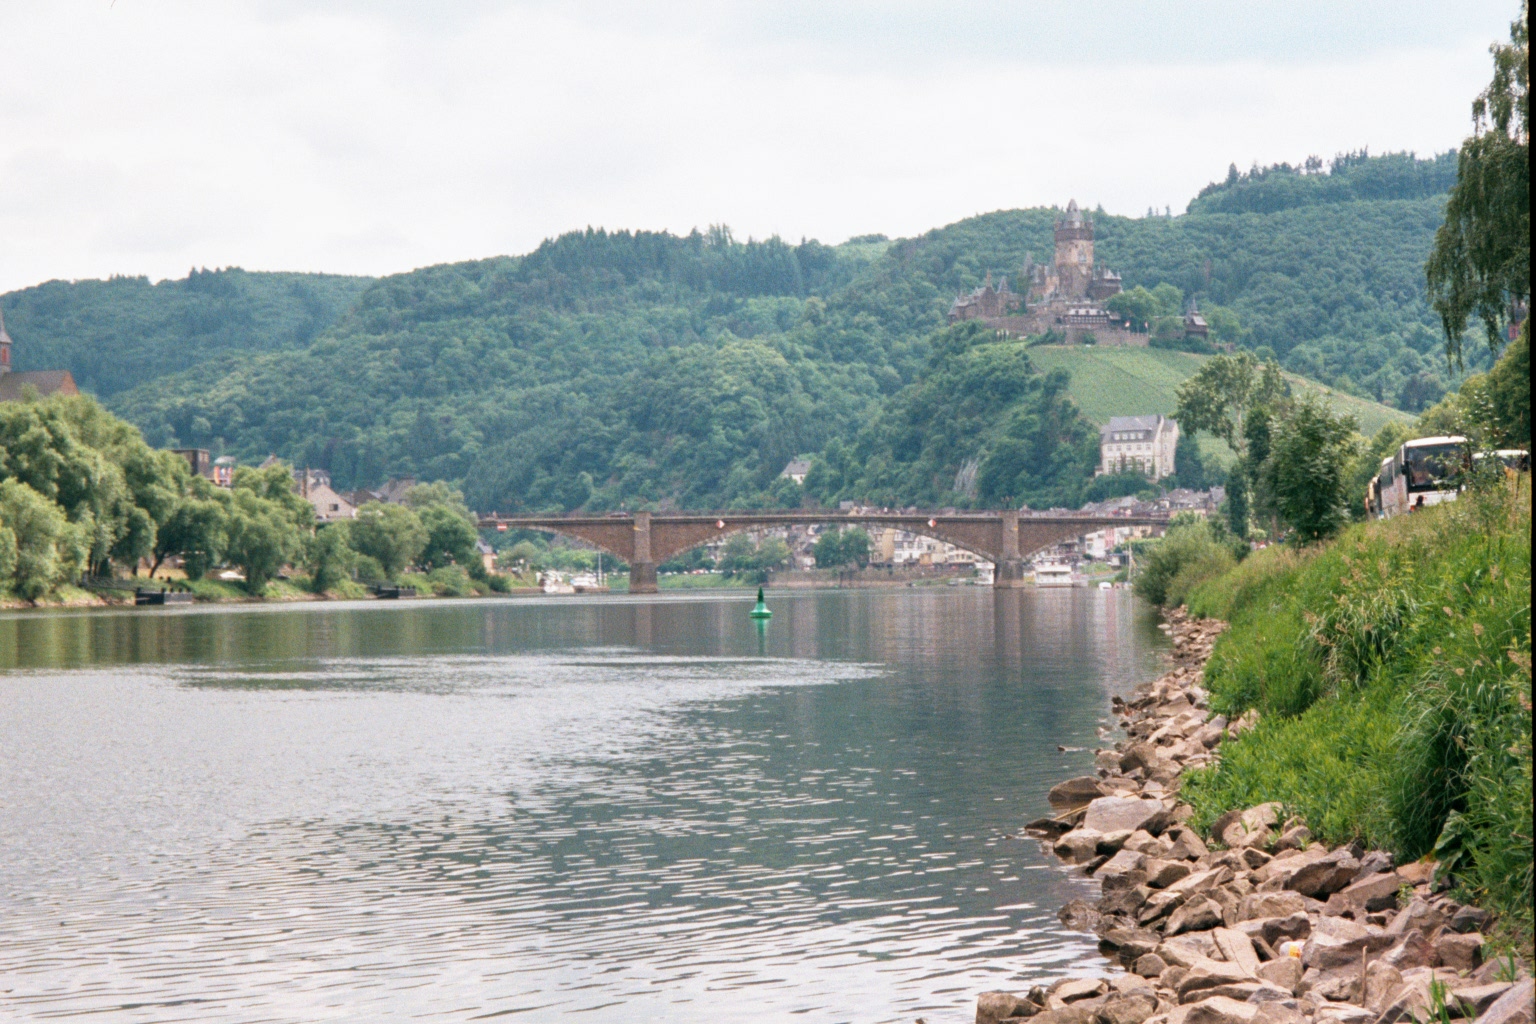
[1379,931,1437,970]
[1238,892,1308,922]
[1146,859,1194,889]
[1433,930,1483,973]
[1051,978,1110,1006]
[1331,871,1401,914]
[1362,960,1404,1014]
[1124,829,1169,856]
[1222,804,1283,849]
[1250,1000,1307,1024]
[1286,850,1360,898]
[1097,992,1160,1024]
[1101,927,1162,961]
[1135,954,1169,978]
[1166,899,1223,936]
[1050,776,1108,810]
[1474,979,1533,1024]
[1032,1006,1101,1024]
[1213,927,1261,977]
[1301,915,1394,969]
[1060,899,1103,932]
[1161,965,1191,993]
[1253,913,1311,949]
[1138,890,1188,926]
[1056,830,1107,864]
[1298,966,1362,1004]
[1272,826,1313,852]
[1167,868,1233,897]
[1177,961,1253,1002]
[1451,982,1516,1017]
[980,991,1041,1024]
[1310,1002,1374,1024]
[1198,983,1266,1003]
[1255,958,1302,994]
[1100,885,1152,919]
[1183,996,1260,1024]
[1085,798,1167,836]
[1096,849,1148,880]
[1385,897,1445,938]
[1393,860,1436,886]
[1167,829,1210,862]
[1098,830,1137,855]
[1120,743,1162,774]
[1448,905,1493,934]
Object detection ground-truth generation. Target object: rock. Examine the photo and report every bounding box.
[1449,905,1493,934]
[1124,830,1169,855]
[1287,850,1361,898]
[1272,826,1312,852]
[1379,931,1437,970]
[1098,992,1160,1024]
[1085,798,1167,836]
[1298,966,1362,1004]
[1450,982,1514,1017]
[1167,898,1223,936]
[1385,897,1446,938]
[1098,830,1138,854]
[1332,871,1401,914]
[1183,996,1260,1024]
[1200,983,1267,1003]
[981,991,1041,1024]
[1433,930,1483,973]
[1177,961,1253,1002]
[1158,936,1220,968]
[1138,890,1188,926]
[1160,965,1191,993]
[1060,899,1103,932]
[1135,954,1169,978]
[1209,810,1244,844]
[1051,776,1108,810]
[1097,849,1148,880]
[1240,848,1272,871]
[1310,1001,1374,1024]
[1238,892,1308,922]
[1352,850,1393,877]
[1102,927,1162,960]
[1120,743,1162,773]
[1167,829,1210,862]
[1393,860,1436,886]
[1253,913,1312,949]
[1213,927,1262,977]
[1100,885,1153,919]
[1097,750,1124,773]
[1363,960,1404,1014]
[1301,915,1394,969]
[1146,859,1195,889]
[1222,804,1283,849]
[1167,868,1233,897]
[1255,958,1302,995]
[1256,846,1328,885]
[1057,830,1107,864]
[1032,1006,1101,1024]
[1052,978,1110,1005]
[1249,1000,1306,1024]
[1474,979,1533,1024]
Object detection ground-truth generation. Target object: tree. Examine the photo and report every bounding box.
[416,502,480,572]
[1261,397,1360,543]
[0,478,89,600]
[349,502,428,579]
[1173,352,1289,457]
[304,521,356,593]
[1224,466,1250,539]
[1170,432,1207,490]
[717,534,791,581]
[223,489,303,593]
[1425,1,1529,366]
[1484,322,1530,444]
[150,487,228,578]
[1107,287,1160,332]
[813,527,871,568]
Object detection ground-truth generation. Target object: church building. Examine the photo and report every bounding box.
[0,307,79,402]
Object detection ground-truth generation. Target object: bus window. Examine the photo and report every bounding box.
[1403,443,1463,492]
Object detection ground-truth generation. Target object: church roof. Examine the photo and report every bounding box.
[0,370,79,402]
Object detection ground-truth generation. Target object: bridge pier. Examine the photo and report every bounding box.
[994,559,1029,588]
[628,512,658,594]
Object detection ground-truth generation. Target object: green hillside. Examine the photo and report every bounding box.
[0,151,1468,512]
[1027,345,1413,467]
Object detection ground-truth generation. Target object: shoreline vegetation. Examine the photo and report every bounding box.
[981,481,1532,1024]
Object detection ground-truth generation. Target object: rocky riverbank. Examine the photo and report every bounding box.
[978,608,1533,1024]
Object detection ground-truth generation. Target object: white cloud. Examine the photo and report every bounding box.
[0,0,1515,291]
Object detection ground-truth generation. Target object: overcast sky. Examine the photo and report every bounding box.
[0,1,1517,292]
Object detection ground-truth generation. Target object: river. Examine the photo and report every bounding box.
[0,588,1167,1023]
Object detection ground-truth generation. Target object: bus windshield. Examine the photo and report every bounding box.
[1403,443,1464,491]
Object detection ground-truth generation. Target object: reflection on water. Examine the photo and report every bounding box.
[0,589,1166,1023]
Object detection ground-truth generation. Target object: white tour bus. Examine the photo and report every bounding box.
[1372,436,1469,518]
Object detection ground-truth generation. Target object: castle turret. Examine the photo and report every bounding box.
[0,306,11,375]
[1054,199,1095,300]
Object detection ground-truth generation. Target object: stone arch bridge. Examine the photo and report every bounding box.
[475,510,1169,594]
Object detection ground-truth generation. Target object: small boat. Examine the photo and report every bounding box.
[135,588,195,605]
[539,572,575,595]
[1034,563,1074,587]
[570,572,609,594]
[749,587,772,619]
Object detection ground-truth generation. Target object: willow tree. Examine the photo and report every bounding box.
[1426,1,1529,367]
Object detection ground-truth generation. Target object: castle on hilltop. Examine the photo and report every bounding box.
[948,199,1133,344]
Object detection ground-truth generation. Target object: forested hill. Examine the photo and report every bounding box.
[0,151,1466,513]
[3,268,370,398]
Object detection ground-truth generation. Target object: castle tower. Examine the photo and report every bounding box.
[1054,199,1095,301]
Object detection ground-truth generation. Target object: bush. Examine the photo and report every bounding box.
[1132,515,1244,606]
[1183,482,1532,944]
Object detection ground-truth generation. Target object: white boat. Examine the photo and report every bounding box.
[975,564,995,586]
[1033,563,1074,587]
[539,572,575,595]
[570,572,608,593]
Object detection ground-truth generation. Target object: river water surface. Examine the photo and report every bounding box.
[0,588,1167,1023]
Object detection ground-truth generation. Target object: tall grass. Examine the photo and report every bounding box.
[1180,481,1532,946]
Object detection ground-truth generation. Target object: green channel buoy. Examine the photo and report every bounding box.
[749,587,773,619]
